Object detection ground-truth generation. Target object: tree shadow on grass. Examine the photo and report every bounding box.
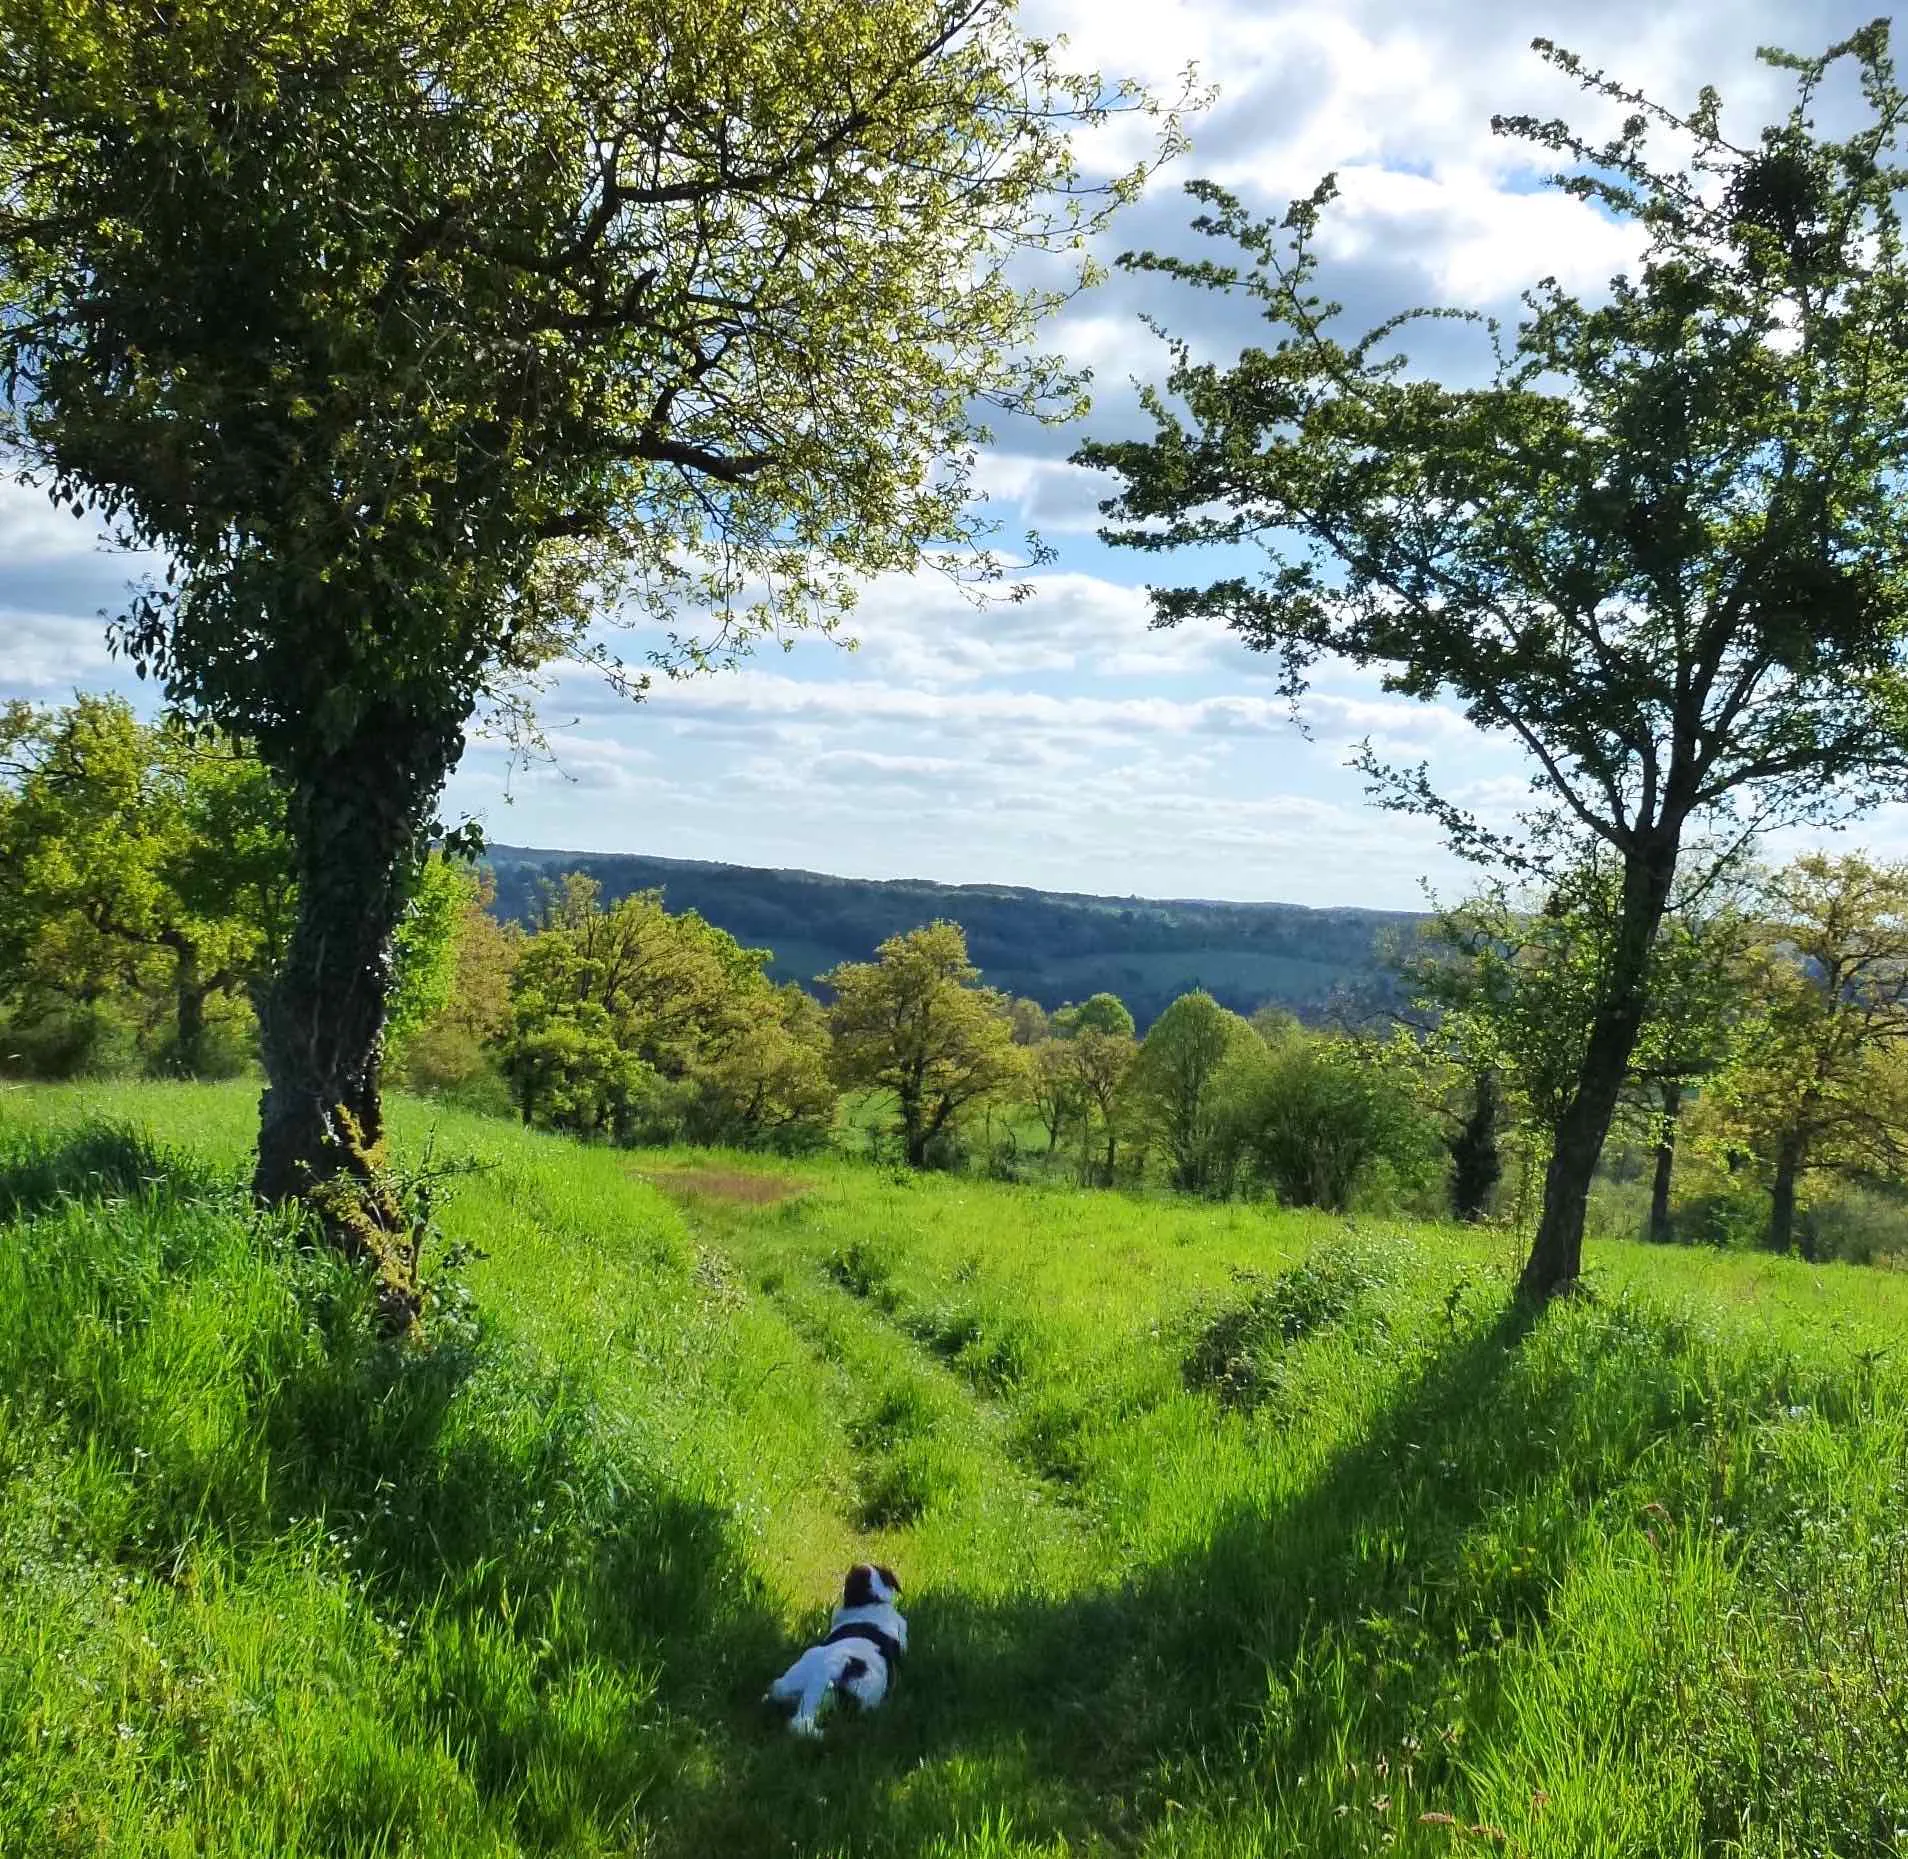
[1,1123,1707,1856]
[649,1296,1687,1856]
[0,1119,793,1857]
[0,1118,226,1219]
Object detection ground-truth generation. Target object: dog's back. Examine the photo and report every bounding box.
[766,1564,906,1738]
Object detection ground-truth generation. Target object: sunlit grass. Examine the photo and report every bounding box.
[2,1080,1905,1856]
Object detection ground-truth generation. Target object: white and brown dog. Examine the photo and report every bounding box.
[764,1563,907,1739]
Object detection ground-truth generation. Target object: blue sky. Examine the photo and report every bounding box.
[3,0,1900,909]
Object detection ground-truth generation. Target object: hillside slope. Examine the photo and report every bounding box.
[3,1083,1906,1856]
[483,845,1416,1024]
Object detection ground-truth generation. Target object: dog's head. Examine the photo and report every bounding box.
[842,1563,901,1608]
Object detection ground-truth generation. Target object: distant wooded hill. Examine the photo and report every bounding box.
[482,845,1418,1029]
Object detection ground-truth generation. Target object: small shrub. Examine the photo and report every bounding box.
[0,997,140,1080]
[1010,1395,1094,1488]
[1799,1181,1908,1265]
[850,1381,937,1450]
[826,1239,895,1301]
[1183,1241,1390,1409]
[857,1443,945,1528]
[1672,1185,1768,1249]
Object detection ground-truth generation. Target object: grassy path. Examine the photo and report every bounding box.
[3,1084,1908,1857]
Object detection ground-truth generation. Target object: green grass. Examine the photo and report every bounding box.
[2,1080,1906,1856]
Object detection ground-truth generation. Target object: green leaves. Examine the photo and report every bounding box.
[824,921,1026,1167]
[0,698,292,1074]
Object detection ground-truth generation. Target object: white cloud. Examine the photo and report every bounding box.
[0,608,117,694]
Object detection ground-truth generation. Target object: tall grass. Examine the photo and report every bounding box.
[2,1082,1906,1856]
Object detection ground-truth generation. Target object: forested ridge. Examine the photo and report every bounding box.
[483,843,1414,1025]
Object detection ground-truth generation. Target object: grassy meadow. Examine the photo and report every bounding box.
[2,1081,1906,1857]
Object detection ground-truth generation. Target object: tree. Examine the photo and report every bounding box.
[384,855,481,1071]
[1213,1031,1436,1213]
[1125,990,1258,1190]
[687,983,837,1152]
[1447,1067,1504,1225]
[502,875,830,1147]
[1626,880,1755,1241]
[825,922,1026,1168]
[390,870,521,1099]
[1056,992,1137,1039]
[1717,854,1908,1254]
[1026,1040,1079,1155]
[0,696,291,1074]
[1067,1025,1138,1185]
[0,1,1180,1305]
[1048,993,1136,1182]
[1079,28,1908,1296]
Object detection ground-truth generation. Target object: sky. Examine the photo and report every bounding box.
[2,0,1899,910]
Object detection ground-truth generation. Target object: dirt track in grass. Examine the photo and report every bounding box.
[641,1165,807,1206]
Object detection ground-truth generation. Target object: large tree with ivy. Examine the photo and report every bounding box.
[0,0,1175,1313]
[1079,26,1908,1299]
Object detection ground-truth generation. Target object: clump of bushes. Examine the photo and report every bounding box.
[1183,1241,1391,1409]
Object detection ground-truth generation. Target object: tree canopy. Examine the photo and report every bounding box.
[1717,853,1908,1253]
[826,921,1026,1168]
[0,696,291,1074]
[1125,989,1257,1191]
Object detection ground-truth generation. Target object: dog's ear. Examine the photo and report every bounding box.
[842,1564,876,1608]
[875,1564,900,1596]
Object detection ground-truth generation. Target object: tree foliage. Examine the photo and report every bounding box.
[1080,27,1908,1295]
[1402,838,1754,1231]
[503,876,833,1149]
[1213,1033,1437,1213]
[826,921,1026,1168]
[0,696,291,1075]
[1125,990,1258,1191]
[1715,853,1908,1253]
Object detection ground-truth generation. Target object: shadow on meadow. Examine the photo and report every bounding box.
[0,1117,226,1219]
[652,1299,1625,1855]
[0,1119,793,1855]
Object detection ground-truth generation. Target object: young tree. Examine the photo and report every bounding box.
[0,2,1181,1298]
[0,696,291,1074]
[1627,886,1756,1240]
[1448,1068,1504,1225]
[383,855,481,1072]
[688,982,837,1153]
[1718,853,1908,1254]
[1056,992,1138,1039]
[1052,994,1137,1183]
[502,875,829,1145]
[1026,1040,1079,1155]
[1080,28,1908,1296]
[390,870,522,1098]
[1125,990,1258,1191]
[825,922,1026,1168]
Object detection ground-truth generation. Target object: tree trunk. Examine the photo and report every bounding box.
[1519,835,1678,1301]
[1768,1130,1804,1255]
[1449,1067,1501,1222]
[173,947,210,1078]
[254,714,458,1330]
[1648,1079,1684,1244]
